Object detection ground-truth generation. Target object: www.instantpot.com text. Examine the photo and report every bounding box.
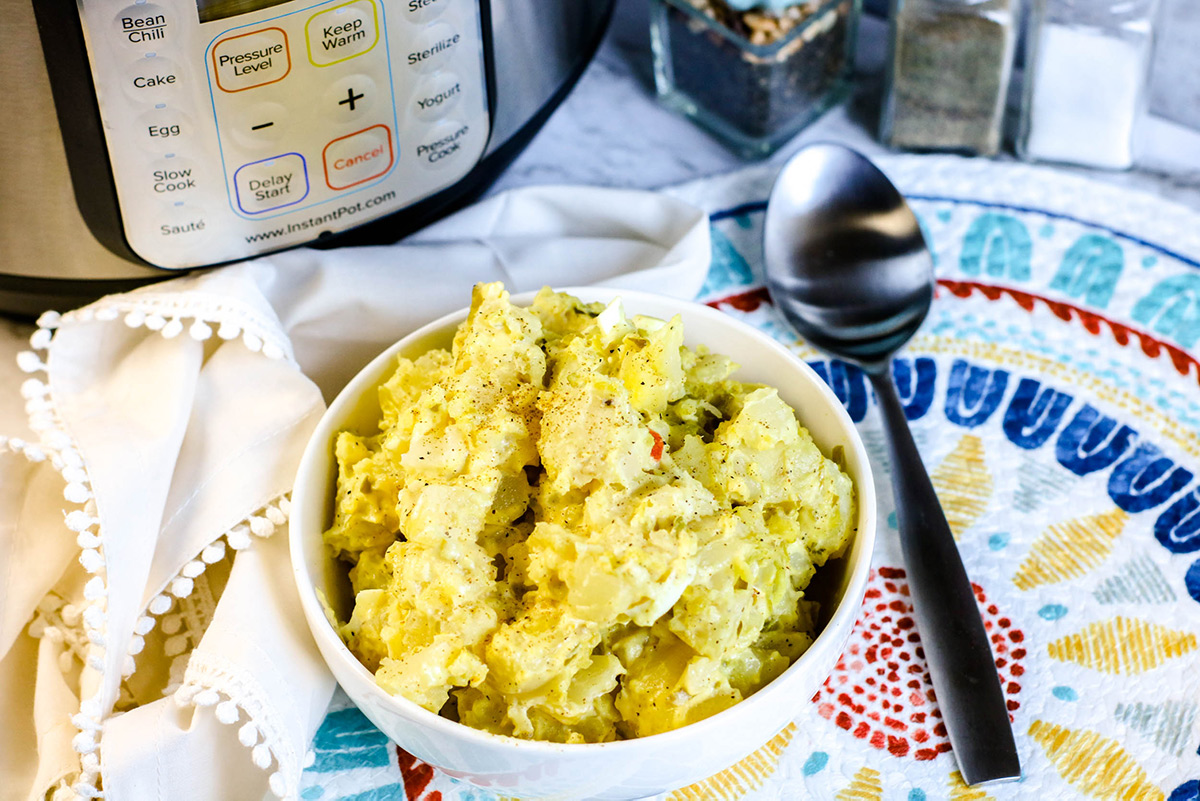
[243,190,397,243]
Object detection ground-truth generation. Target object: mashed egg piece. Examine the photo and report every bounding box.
[325,283,856,743]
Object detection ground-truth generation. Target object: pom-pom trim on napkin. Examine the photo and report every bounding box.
[175,652,300,800]
[16,305,299,801]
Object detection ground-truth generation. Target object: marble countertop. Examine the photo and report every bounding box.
[492,0,1200,211]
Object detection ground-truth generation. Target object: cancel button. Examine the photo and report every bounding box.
[323,125,394,190]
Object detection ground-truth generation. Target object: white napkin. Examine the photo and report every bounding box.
[0,185,710,801]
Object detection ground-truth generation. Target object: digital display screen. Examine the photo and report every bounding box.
[198,0,292,23]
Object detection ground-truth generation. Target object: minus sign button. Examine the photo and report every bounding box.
[251,121,274,131]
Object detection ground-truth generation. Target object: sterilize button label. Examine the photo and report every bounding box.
[406,23,460,73]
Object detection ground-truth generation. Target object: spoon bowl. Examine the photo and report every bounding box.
[764,144,933,373]
[763,143,1021,787]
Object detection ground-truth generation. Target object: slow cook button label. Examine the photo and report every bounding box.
[212,28,291,92]
[323,124,394,190]
[234,153,309,214]
[149,158,198,196]
[415,121,469,169]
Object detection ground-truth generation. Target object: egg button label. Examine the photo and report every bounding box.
[234,153,308,214]
[212,27,290,92]
[323,125,394,190]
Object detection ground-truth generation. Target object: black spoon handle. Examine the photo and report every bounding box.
[868,368,1021,786]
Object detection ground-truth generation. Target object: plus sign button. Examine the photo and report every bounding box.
[323,74,376,120]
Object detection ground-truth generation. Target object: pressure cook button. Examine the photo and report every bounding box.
[122,55,182,104]
[137,107,191,153]
[149,157,199,197]
[306,0,379,67]
[112,4,174,49]
[411,72,461,121]
[212,27,291,93]
[404,0,450,23]
[323,125,394,189]
[405,22,460,74]
[234,153,309,214]
[415,120,469,169]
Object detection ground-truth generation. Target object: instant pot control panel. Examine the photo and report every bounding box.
[74,0,490,269]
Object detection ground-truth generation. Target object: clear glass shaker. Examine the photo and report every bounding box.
[1018,0,1159,169]
[881,0,1018,156]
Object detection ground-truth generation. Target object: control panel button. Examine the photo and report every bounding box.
[406,22,461,73]
[234,153,309,214]
[324,74,378,121]
[149,157,199,198]
[212,28,290,93]
[112,4,174,49]
[122,55,182,104]
[306,0,379,67]
[323,125,394,189]
[404,0,452,23]
[230,102,290,149]
[411,72,462,121]
[414,120,470,169]
[156,203,210,245]
[137,107,191,153]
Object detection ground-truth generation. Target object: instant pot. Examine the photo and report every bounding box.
[0,0,613,316]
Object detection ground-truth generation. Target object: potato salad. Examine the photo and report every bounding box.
[324,283,856,743]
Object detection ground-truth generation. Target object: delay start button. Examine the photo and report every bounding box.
[233,153,309,214]
[323,124,394,190]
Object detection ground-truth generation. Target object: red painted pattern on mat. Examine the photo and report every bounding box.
[397,747,440,800]
[704,280,1199,385]
[811,567,1024,762]
[938,279,1200,385]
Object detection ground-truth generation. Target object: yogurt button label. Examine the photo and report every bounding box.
[411,72,462,121]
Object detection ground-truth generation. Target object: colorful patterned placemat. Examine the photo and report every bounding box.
[298,156,1200,801]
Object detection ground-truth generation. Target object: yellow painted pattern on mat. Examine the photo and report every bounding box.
[931,434,992,539]
[791,336,1200,461]
[834,766,882,801]
[948,771,994,800]
[1029,720,1166,801]
[1013,508,1129,590]
[1047,617,1198,674]
[668,723,796,801]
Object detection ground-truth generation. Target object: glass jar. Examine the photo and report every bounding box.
[1018,0,1159,169]
[1147,0,1199,131]
[650,0,861,159]
[881,0,1017,156]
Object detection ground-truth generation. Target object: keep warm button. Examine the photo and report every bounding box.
[234,153,309,214]
[323,125,393,190]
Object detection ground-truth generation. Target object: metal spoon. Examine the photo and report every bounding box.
[763,143,1021,786]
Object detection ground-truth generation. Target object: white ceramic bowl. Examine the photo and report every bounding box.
[291,287,877,800]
